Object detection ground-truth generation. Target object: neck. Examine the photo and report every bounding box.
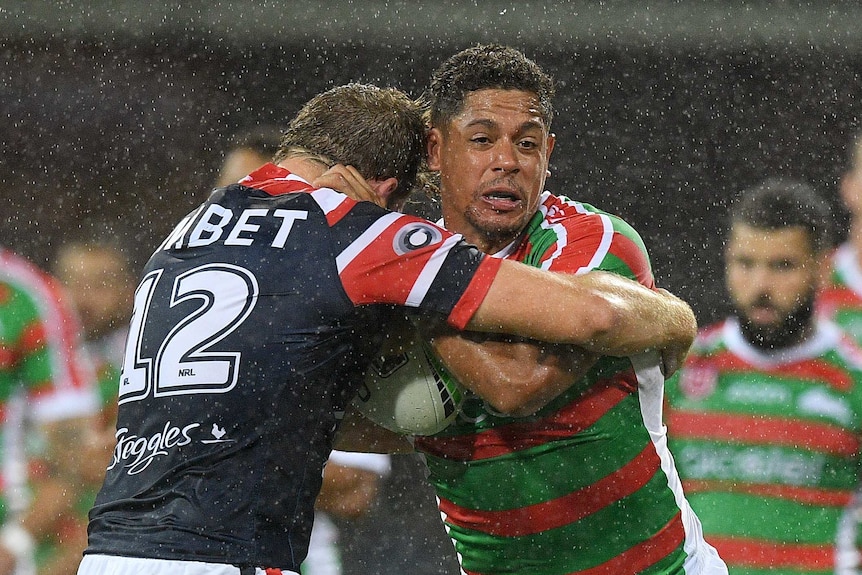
[275,157,328,184]
[440,209,520,255]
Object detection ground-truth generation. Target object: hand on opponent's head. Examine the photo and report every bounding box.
[313,164,385,207]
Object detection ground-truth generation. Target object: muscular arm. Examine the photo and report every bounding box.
[429,327,598,416]
[314,463,381,519]
[334,405,415,454]
[467,262,696,376]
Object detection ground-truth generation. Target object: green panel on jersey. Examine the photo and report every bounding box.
[0,285,51,401]
[833,308,862,342]
[668,368,861,428]
[426,394,649,510]
[688,491,842,545]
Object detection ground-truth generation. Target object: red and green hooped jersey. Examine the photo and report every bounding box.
[817,243,862,343]
[0,247,98,521]
[665,317,862,575]
[414,192,724,575]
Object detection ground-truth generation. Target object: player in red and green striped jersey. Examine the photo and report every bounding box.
[665,179,862,574]
[0,246,100,574]
[817,131,862,573]
[819,131,862,343]
[408,45,725,575]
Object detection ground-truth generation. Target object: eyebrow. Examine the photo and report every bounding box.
[464,118,546,132]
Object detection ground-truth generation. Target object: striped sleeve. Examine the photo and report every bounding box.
[333,211,500,329]
[525,196,654,288]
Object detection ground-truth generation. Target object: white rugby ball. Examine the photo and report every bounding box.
[353,330,464,436]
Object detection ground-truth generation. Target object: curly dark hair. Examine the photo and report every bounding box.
[731,178,834,253]
[426,44,555,130]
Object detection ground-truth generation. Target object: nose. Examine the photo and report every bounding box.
[492,140,519,174]
[748,265,774,292]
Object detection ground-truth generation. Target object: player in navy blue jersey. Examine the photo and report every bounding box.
[78,83,697,575]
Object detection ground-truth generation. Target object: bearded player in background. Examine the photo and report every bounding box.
[665,179,862,573]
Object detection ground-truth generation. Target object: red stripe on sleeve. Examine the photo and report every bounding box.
[445,257,502,330]
[607,232,655,288]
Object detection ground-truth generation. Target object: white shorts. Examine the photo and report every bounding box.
[77,554,300,575]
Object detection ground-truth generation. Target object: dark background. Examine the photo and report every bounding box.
[4,1,862,325]
[3,2,862,572]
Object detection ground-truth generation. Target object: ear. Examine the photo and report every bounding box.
[545,132,556,176]
[369,177,400,209]
[840,170,862,214]
[427,127,443,171]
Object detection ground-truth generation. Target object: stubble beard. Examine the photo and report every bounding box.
[736,289,816,351]
[463,204,529,254]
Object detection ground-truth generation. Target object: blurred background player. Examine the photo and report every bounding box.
[820,130,862,573]
[54,239,135,424]
[0,245,100,575]
[665,178,862,573]
[35,238,136,575]
[818,130,862,340]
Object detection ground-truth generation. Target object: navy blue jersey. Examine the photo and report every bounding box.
[86,165,500,571]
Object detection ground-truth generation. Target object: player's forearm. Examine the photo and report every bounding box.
[468,261,697,357]
[333,406,415,454]
[430,331,597,416]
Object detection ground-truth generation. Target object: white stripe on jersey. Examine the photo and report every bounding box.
[834,243,862,298]
[629,351,728,575]
[311,187,350,216]
[571,202,615,275]
[405,234,463,307]
[335,212,405,273]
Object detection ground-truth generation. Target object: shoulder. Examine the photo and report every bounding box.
[531,192,653,285]
[0,248,67,317]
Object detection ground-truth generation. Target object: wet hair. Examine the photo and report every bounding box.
[426,44,555,130]
[274,83,426,204]
[730,178,834,253]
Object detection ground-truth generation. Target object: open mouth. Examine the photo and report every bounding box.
[481,189,522,211]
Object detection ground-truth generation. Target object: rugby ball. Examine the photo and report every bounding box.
[352,330,464,436]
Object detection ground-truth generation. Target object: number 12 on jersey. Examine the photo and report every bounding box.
[119,263,259,404]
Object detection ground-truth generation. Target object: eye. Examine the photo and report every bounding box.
[470,135,491,145]
[518,139,539,150]
[770,260,798,272]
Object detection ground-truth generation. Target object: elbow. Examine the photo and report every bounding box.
[581,296,623,349]
[475,373,561,417]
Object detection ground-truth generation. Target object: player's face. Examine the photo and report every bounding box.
[725,223,820,343]
[59,250,133,341]
[428,89,555,253]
